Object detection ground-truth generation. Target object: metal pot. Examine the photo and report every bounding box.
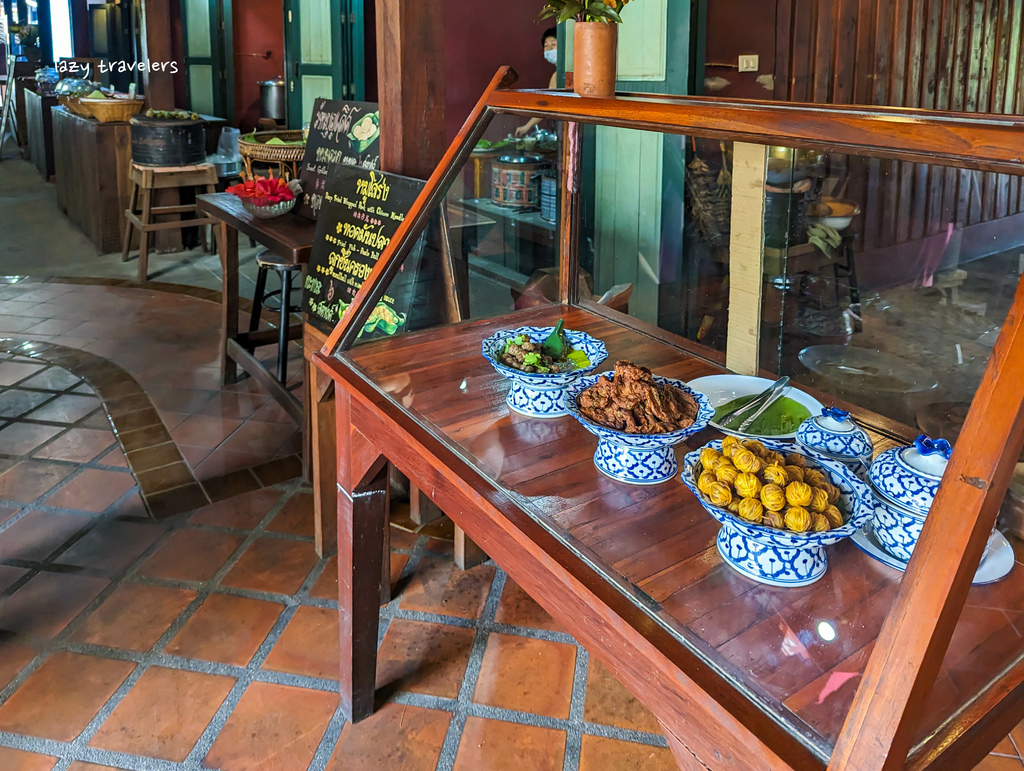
[491,153,549,210]
[259,78,286,122]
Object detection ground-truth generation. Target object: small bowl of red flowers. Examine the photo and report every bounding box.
[226,176,299,219]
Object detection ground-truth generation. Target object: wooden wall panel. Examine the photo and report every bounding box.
[772,0,1024,251]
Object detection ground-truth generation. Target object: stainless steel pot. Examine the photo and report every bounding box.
[259,78,286,122]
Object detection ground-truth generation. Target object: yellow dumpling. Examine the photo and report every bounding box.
[821,482,841,505]
[738,497,764,523]
[784,464,805,483]
[785,481,813,507]
[726,498,742,514]
[809,487,829,513]
[733,448,762,474]
[735,472,762,499]
[721,435,742,452]
[697,471,718,495]
[784,506,812,533]
[760,484,786,512]
[700,447,721,469]
[785,453,807,468]
[762,510,784,529]
[804,468,827,488]
[762,463,788,487]
[823,504,844,528]
[715,463,739,486]
[707,482,733,507]
[812,513,831,532]
[743,440,768,457]
[764,450,786,465]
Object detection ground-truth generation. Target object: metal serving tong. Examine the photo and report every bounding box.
[718,377,790,432]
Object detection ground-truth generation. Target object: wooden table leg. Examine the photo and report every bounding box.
[338,458,388,722]
[455,526,488,569]
[218,221,239,384]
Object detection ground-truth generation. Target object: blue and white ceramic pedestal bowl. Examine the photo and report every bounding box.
[481,326,607,419]
[681,439,874,587]
[868,434,951,561]
[564,375,713,485]
[796,407,873,482]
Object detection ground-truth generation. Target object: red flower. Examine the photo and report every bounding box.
[226,176,295,206]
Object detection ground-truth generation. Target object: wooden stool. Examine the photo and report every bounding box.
[121,163,219,282]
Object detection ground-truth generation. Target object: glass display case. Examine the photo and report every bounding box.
[313,68,1024,770]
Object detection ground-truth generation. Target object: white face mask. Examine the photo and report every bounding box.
[544,48,558,65]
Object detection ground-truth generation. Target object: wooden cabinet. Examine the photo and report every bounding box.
[52,107,132,254]
[313,69,1024,770]
[23,88,57,181]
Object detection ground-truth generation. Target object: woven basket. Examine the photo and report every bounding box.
[58,95,92,117]
[79,97,146,123]
[239,130,306,180]
[238,130,306,163]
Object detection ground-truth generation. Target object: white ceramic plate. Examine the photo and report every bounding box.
[686,374,824,440]
[851,522,1014,585]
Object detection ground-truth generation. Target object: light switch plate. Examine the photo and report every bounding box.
[738,55,759,72]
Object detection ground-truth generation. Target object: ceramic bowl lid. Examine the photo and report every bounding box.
[869,434,952,515]
[796,407,874,460]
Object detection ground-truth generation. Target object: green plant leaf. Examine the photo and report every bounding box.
[584,2,622,21]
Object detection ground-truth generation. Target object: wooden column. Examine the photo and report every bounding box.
[724,142,769,376]
[140,0,175,109]
[375,0,447,179]
[71,0,91,58]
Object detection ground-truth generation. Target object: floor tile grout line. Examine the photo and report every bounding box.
[563,644,589,771]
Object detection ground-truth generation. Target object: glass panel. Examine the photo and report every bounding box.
[335,114,1024,762]
[765,150,1021,429]
[300,0,332,64]
[581,129,733,356]
[185,0,211,58]
[446,116,562,322]
[301,75,334,123]
[188,65,215,116]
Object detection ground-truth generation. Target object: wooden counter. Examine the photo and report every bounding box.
[319,303,1024,770]
[23,88,57,180]
[52,107,132,254]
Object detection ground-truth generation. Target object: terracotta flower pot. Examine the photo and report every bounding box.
[573,22,618,98]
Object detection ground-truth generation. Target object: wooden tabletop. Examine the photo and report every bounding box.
[197,193,316,264]
[342,304,1024,760]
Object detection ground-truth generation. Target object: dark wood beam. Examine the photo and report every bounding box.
[374,0,446,178]
[70,0,90,58]
[140,0,175,109]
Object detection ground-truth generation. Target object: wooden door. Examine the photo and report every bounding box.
[182,0,232,118]
[283,0,367,128]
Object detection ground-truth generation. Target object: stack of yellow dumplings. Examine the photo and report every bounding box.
[694,437,844,533]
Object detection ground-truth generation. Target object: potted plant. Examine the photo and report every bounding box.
[226,176,299,219]
[538,1,631,97]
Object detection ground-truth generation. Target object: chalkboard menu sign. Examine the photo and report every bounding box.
[296,99,381,220]
[304,165,445,338]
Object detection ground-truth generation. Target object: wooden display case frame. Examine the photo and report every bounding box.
[313,67,1024,770]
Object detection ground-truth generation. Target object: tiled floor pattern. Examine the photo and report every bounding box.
[0,279,304,496]
[0,339,301,518]
[0,462,676,770]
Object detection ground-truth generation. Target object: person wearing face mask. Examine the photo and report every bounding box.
[515,28,559,137]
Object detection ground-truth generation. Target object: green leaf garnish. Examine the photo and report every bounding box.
[522,352,542,366]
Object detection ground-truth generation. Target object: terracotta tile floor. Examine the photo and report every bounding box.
[0,279,1016,769]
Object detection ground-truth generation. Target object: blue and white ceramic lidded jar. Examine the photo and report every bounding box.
[868,434,951,562]
[796,407,873,480]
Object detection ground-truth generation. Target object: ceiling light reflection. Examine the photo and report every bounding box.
[817,621,837,642]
